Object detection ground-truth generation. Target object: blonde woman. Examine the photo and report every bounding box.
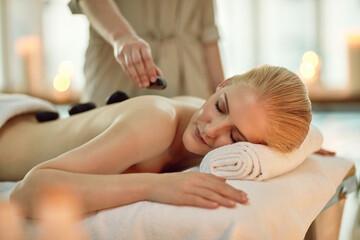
[1,65,312,218]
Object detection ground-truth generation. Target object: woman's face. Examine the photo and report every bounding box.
[183,84,269,155]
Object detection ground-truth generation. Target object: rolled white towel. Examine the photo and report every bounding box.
[199,125,323,181]
[0,93,56,128]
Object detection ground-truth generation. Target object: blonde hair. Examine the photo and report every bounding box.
[225,65,312,153]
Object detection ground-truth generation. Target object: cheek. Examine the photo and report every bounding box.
[182,125,197,150]
[182,128,193,148]
[200,105,213,118]
[182,126,210,155]
[212,137,232,149]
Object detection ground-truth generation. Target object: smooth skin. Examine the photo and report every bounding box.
[78,0,224,90]
[1,82,275,218]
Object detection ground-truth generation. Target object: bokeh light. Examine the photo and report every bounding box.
[53,74,70,92]
[302,51,319,67]
[14,35,41,57]
[299,50,321,83]
[59,61,76,77]
[299,62,315,80]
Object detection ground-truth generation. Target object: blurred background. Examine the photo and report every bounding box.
[0,0,359,239]
[1,0,359,102]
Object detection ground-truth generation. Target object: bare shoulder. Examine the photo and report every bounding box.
[111,96,179,126]
[106,95,199,153]
[171,96,206,108]
[108,95,201,123]
[108,96,183,147]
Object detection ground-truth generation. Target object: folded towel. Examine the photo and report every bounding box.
[0,93,56,128]
[199,125,323,181]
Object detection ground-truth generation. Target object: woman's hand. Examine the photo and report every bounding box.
[113,36,162,88]
[148,172,248,209]
[315,148,336,156]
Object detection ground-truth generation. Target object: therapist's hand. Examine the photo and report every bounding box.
[113,35,163,88]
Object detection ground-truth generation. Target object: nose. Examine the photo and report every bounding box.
[203,118,230,139]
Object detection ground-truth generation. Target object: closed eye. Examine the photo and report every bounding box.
[215,101,224,113]
[230,132,237,143]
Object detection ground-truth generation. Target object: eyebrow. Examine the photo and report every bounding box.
[224,93,249,142]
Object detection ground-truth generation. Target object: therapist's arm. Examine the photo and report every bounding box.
[203,42,225,92]
[78,0,161,88]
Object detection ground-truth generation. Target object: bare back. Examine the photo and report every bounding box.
[0,96,204,181]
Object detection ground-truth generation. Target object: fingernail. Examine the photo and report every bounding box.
[211,202,219,208]
[229,200,236,206]
[151,76,156,82]
[240,196,248,203]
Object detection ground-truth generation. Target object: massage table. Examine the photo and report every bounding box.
[0,94,357,239]
[0,154,356,240]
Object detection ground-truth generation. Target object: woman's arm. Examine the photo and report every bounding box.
[203,42,225,91]
[11,169,247,218]
[78,0,160,87]
[10,169,153,217]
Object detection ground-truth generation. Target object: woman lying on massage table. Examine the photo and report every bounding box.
[1,65,324,218]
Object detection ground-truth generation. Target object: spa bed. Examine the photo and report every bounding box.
[0,154,356,240]
[0,94,358,239]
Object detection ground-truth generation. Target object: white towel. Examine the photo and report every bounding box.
[0,155,354,240]
[0,93,56,128]
[199,125,323,181]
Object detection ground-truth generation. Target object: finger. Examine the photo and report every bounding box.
[123,48,142,88]
[181,194,219,209]
[155,65,163,77]
[118,54,137,85]
[316,149,336,156]
[132,49,150,87]
[192,187,237,208]
[325,150,336,156]
[202,177,248,204]
[140,48,157,83]
[207,173,227,182]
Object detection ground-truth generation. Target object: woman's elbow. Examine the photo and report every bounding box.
[9,169,47,217]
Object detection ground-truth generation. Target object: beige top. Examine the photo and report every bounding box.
[70,0,220,106]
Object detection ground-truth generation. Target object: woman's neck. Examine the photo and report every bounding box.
[165,102,203,171]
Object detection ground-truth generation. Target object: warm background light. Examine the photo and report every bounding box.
[59,60,76,77]
[300,62,316,80]
[347,32,360,95]
[14,35,41,57]
[302,51,319,67]
[0,202,23,240]
[299,50,321,84]
[36,187,87,240]
[53,74,70,92]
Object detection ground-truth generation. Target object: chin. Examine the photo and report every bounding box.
[183,134,209,156]
[182,132,203,155]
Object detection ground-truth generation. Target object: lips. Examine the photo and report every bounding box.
[195,127,208,145]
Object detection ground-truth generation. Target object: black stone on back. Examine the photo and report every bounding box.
[68,102,96,115]
[106,91,130,105]
[35,111,59,122]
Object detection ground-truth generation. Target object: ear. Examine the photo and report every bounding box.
[216,78,231,91]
